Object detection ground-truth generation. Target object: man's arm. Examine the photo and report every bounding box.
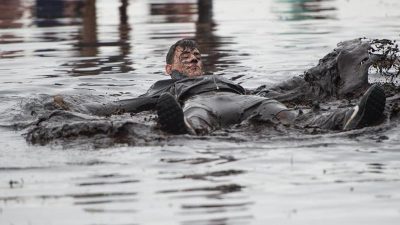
[84,96,159,116]
[85,79,177,116]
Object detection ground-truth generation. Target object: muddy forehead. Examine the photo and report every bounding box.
[173,47,201,63]
[175,46,200,54]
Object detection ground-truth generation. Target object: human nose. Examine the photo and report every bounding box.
[184,54,198,64]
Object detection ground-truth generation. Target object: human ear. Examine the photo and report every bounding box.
[165,64,172,75]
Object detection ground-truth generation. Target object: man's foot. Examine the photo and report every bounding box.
[156,93,188,134]
[343,84,386,130]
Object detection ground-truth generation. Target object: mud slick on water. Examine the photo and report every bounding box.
[25,110,162,147]
[21,38,400,147]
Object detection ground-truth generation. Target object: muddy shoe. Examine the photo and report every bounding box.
[156,93,188,134]
[343,84,386,130]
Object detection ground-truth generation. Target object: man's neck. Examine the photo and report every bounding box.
[170,71,188,80]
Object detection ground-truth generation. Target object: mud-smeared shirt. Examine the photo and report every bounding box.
[142,75,246,101]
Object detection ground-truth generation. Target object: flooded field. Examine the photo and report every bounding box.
[1,0,400,224]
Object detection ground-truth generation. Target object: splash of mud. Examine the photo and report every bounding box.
[255,38,400,105]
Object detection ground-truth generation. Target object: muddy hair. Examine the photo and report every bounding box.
[166,39,199,64]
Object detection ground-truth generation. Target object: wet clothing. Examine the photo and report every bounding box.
[85,74,352,132]
[87,75,247,115]
[295,108,353,130]
[183,92,294,133]
[144,74,246,100]
[83,38,393,133]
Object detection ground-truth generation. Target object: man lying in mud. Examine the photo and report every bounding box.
[82,38,387,135]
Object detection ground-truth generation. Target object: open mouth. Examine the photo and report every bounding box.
[187,65,199,70]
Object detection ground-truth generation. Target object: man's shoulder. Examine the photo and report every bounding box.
[153,75,243,90]
[152,78,177,86]
[140,78,176,97]
[174,74,233,83]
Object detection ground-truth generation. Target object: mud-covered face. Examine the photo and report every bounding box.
[166,47,203,78]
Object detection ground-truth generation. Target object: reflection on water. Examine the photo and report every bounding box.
[73,0,133,76]
[1,0,400,224]
[0,0,28,29]
[150,2,197,23]
[0,0,26,59]
[274,0,337,20]
[35,0,83,27]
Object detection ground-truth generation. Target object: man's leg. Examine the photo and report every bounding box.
[297,108,351,130]
[181,92,239,135]
[157,92,271,135]
[170,93,298,134]
[156,85,385,134]
[299,84,386,130]
[157,92,299,135]
[156,92,221,135]
[242,98,297,125]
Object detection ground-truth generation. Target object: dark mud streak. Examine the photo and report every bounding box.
[86,173,126,179]
[176,170,245,180]
[181,215,254,225]
[333,178,400,183]
[0,166,51,171]
[74,198,137,205]
[157,184,243,194]
[0,191,138,202]
[161,156,238,165]
[181,202,253,209]
[77,179,140,186]
[66,160,115,166]
[71,192,137,199]
[84,208,137,213]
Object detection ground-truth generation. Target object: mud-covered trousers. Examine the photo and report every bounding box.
[182,92,353,134]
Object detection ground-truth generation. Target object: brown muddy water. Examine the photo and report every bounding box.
[1,0,400,224]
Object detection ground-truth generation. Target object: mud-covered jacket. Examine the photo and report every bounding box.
[114,75,246,113]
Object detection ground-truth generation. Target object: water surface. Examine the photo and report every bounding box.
[1,0,400,224]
